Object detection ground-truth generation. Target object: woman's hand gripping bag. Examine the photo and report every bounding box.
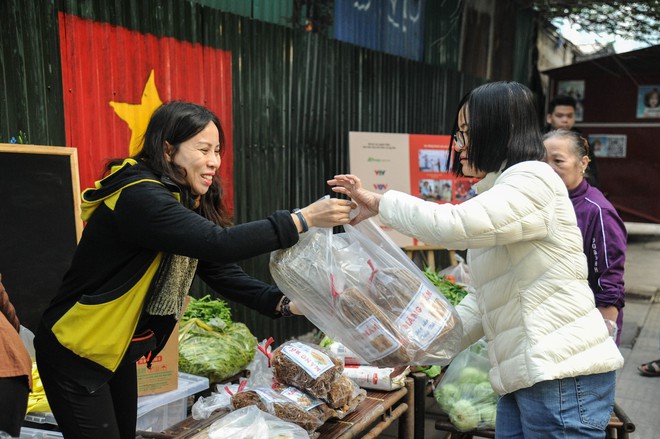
[270,219,462,367]
[433,340,497,431]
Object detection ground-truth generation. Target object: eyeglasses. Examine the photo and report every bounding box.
[454,130,469,148]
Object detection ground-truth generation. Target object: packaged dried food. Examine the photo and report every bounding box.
[270,340,343,399]
[270,219,462,366]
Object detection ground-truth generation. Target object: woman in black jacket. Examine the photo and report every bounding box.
[34,101,353,439]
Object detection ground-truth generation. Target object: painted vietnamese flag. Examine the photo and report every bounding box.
[58,12,234,212]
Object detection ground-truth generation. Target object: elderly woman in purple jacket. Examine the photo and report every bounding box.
[543,130,627,345]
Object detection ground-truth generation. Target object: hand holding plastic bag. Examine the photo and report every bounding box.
[270,219,462,367]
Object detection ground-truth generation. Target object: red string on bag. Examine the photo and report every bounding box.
[257,336,275,367]
[367,259,379,283]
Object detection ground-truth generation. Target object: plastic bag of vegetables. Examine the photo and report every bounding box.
[179,296,257,384]
[433,340,497,431]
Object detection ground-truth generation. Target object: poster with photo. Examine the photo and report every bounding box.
[636,85,660,119]
[588,134,627,158]
[350,132,480,246]
[557,80,585,121]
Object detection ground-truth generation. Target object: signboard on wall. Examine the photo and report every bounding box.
[349,131,479,247]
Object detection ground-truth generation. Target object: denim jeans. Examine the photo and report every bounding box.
[496,371,616,438]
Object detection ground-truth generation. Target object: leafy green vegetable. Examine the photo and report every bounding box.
[182,295,233,330]
[178,319,257,383]
[423,267,469,306]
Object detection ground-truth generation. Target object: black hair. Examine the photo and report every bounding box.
[449,81,547,176]
[105,101,232,226]
[644,88,660,108]
[547,94,577,114]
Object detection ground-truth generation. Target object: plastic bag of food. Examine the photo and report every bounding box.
[342,365,409,391]
[270,340,343,400]
[433,340,497,431]
[198,405,308,439]
[230,385,326,434]
[270,219,462,367]
[322,375,366,417]
[178,318,257,384]
[320,337,366,366]
[438,254,472,287]
[191,382,239,420]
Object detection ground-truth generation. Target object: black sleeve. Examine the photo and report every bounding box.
[113,182,299,263]
[196,260,283,318]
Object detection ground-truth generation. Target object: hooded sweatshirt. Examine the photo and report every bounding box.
[34,159,298,392]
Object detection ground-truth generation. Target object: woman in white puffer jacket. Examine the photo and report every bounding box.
[329,81,623,438]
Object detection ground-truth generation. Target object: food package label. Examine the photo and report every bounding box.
[278,386,325,410]
[395,285,450,350]
[343,365,410,391]
[282,342,335,379]
[354,315,402,361]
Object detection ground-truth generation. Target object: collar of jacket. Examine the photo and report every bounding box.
[80,159,182,221]
[473,161,506,195]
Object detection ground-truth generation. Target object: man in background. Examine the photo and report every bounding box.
[546,94,600,187]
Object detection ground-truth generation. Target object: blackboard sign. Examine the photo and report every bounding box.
[0,144,82,332]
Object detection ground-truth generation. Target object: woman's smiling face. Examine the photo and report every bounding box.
[168,121,221,195]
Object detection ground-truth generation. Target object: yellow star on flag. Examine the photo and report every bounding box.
[110,69,163,155]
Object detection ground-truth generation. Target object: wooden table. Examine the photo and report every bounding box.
[316,377,414,438]
[136,377,414,439]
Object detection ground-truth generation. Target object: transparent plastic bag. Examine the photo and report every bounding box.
[191,385,236,420]
[322,375,366,417]
[20,325,36,360]
[245,338,276,388]
[270,219,463,367]
[438,254,473,289]
[433,340,497,431]
[270,340,343,400]
[230,385,326,435]
[201,405,308,439]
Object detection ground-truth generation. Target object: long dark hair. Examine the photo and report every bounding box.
[105,101,232,226]
[449,81,546,176]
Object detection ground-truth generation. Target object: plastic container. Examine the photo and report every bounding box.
[24,372,209,433]
[136,372,209,432]
[18,427,63,439]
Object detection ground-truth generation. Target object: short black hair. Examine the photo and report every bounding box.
[644,88,659,108]
[547,94,577,114]
[450,81,546,176]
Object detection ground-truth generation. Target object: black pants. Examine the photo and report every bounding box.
[0,376,30,437]
[37,359,137,439]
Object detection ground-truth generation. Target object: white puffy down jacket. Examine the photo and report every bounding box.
[379,160,624,395]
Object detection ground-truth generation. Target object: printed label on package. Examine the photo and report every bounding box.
[282,342,334,379]
[279,386,324,410]
[354,315,402,361]
[395,284,449,349]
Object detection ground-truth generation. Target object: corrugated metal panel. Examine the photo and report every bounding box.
[1,0,484,343]
[423,0,462,70]
[188,0,295,28]
[334,0,426,61]
[253,0,293,27]
[0,0,65,145]
[189,0,252,17]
